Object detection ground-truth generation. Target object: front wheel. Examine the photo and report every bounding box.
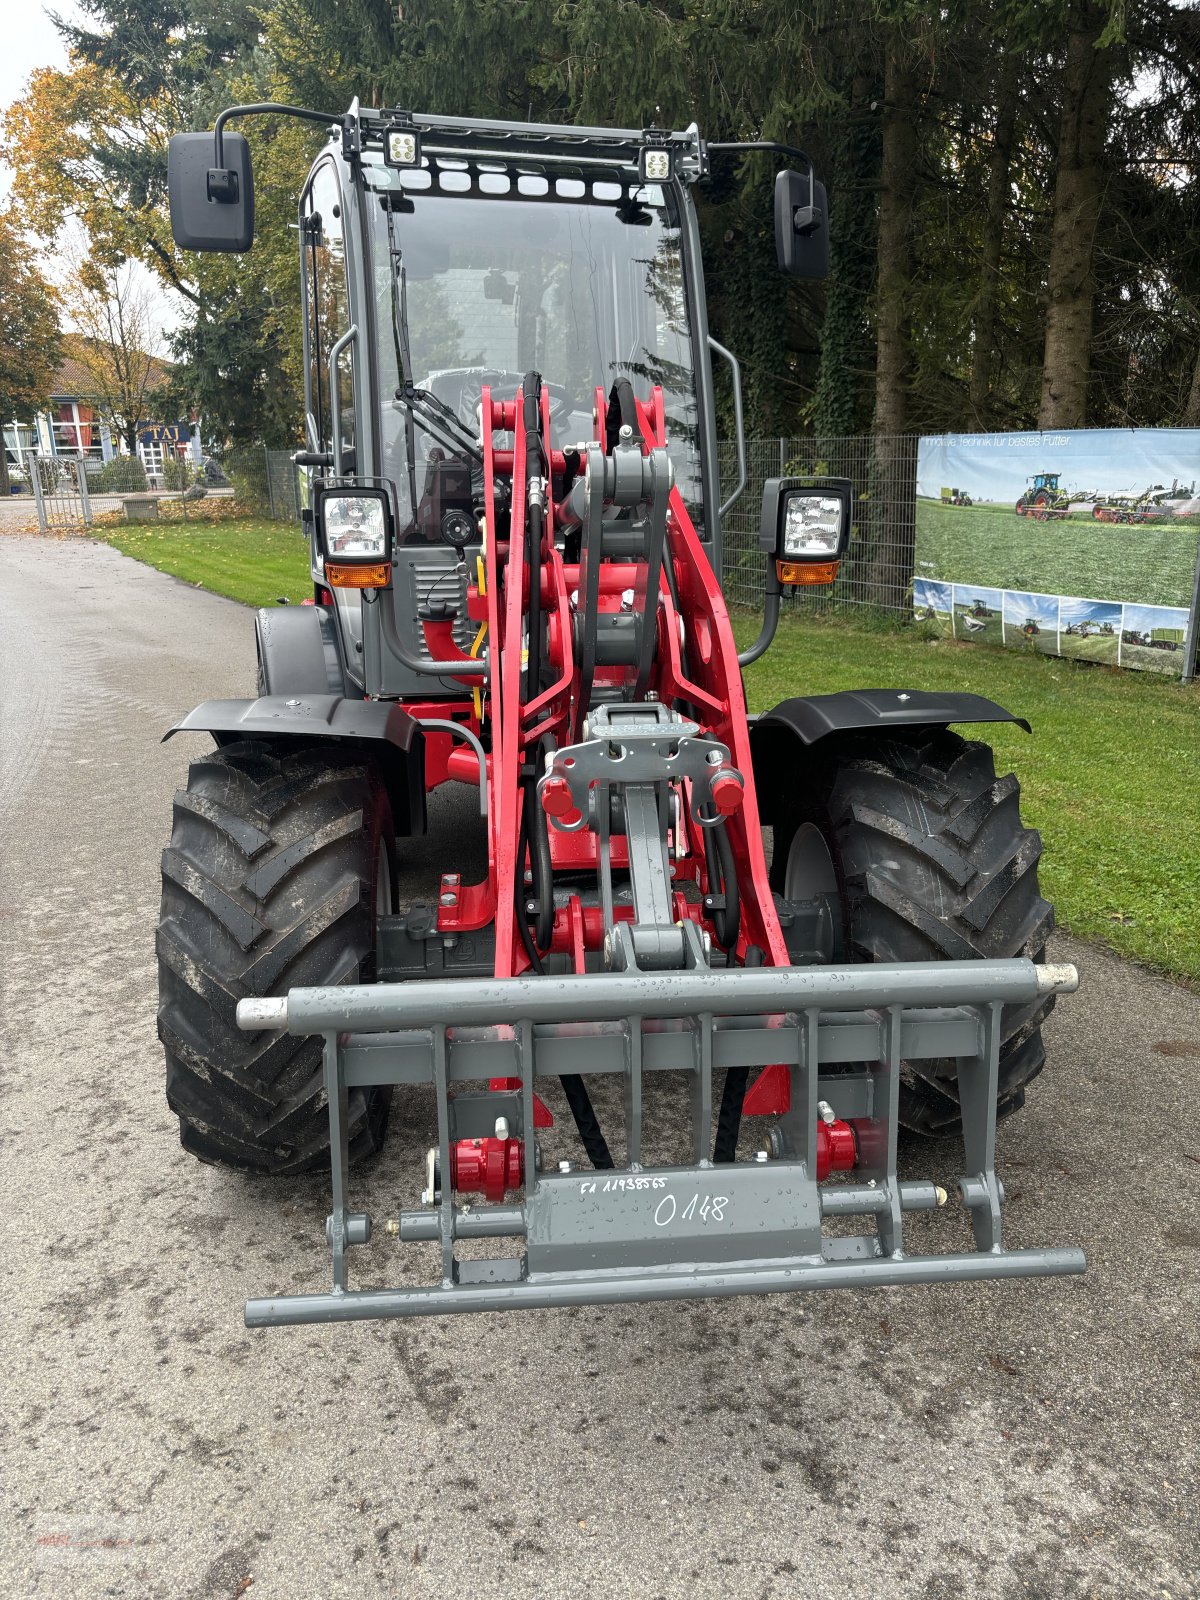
[770,728,1054,1137]
[157,740,396,1173]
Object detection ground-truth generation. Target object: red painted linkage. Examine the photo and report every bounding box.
[417,377,797,1131]
[450,1134,524,1203]
[817,1119,857,1182]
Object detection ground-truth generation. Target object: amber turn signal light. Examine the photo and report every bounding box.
[326,562,391,589]
[777,559,840,586]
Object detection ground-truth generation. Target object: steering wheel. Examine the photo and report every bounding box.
[427,368,576,431]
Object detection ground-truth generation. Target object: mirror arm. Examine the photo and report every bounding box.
[706,140,816,211]
[212,102,340,170]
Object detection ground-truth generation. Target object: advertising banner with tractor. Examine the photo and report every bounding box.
[915,579,1190,674]
[914,429,1200,676]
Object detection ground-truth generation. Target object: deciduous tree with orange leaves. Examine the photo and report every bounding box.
[0,212,62,497]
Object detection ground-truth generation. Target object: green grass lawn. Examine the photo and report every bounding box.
[741,614,1200,982]
[102,517,312,607]
[915,497,1199,607]
[101,514,1199,982]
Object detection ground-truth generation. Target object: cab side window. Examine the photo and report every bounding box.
[302,163,355,466]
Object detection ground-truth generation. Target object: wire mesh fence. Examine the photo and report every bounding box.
[243,440,921,626]
[719,435,918,616]
[206,437,1199,679]
[226,447,301,521]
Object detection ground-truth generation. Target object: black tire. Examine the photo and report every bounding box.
[770,727,1054,1137]
[157,739,395,1173]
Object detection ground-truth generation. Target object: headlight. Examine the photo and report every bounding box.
[758,476,852,588]
[384,124,422,168]
[323,494,388,560]
[639,146,674,182]
[781,493,844,558]
[317,487,392,588]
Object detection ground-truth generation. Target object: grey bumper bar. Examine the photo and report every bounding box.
[237,958,1079,1035]
[245,1247,1086,1327]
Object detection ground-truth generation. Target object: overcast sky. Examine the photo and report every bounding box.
[2,2,185,339]
[0,3,78,189]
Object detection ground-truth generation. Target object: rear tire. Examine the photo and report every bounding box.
[770,727,1054,1137]
[157,739,395,1173]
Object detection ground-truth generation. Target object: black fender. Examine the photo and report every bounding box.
[164,695,427,836]
[254,605,349,697]
[749,689,1029,825]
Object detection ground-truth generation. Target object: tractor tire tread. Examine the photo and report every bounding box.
[157,738,393,1173]
[770,727,1054,1137]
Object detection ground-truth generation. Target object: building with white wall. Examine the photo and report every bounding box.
[3,337,201,488]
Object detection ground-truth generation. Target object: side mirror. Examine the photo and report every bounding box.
[168,131,255,253]
[483,269,515,304]
[760,476,851,586]
[774,170,829,279]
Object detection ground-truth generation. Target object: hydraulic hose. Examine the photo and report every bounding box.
[703,813,741,953]
[524,764,554,953]
[527,498,544,698]
[515,783,545,956]
[658,540,706,727]
[514,787,614,1171]
[558,1073,616,1172]
[714,818,741,951]
[712,944,764,1162]
[605,377,639,450]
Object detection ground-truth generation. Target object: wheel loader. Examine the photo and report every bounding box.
[161,101,1084,1325]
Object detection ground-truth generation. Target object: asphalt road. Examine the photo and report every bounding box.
[2,534,1198,1600]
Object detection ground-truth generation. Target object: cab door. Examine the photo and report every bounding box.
[300,159,366,680]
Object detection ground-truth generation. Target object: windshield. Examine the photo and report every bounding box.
[365,160,703,537]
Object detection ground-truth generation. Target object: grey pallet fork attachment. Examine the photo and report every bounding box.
[164,694,427,835]
[235,957,1085,1326]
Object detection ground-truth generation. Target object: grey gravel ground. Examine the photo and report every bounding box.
[2,534,1198,1600]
